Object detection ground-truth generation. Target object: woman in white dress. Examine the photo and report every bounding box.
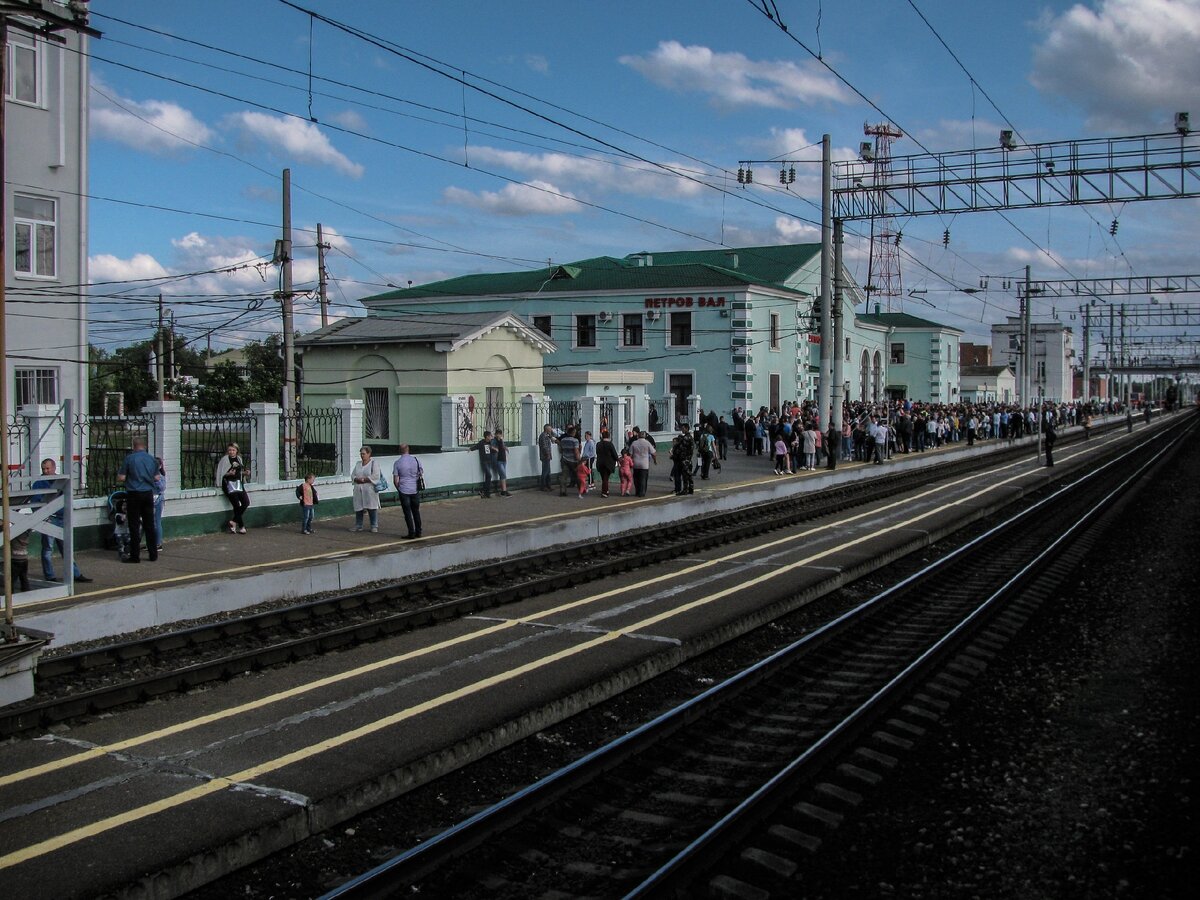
[350,445,382,533]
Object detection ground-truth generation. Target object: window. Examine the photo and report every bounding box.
[622,313,644,348]
[669,311,692,347]
[1037,361,1046,380]
[575,314,597,348]
[890,342,906,364]
[769,312,781,349]
[14,195,56,278]
[845,337,851,358]
[1009,333,1019,351]
[15,368,58,407]
[363,387,390,440]
[533,315,552,337]
[4,35,38,104]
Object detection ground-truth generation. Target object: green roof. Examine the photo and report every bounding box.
[360,245,819,306]
[857,312,963,333]
[628,244,821,285]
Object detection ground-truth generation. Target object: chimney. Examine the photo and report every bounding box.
[874,303,881,315]
[724,251,739,269]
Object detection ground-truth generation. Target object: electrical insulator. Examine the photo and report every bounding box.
[745,166,753,184]
[737,167,745,184]
[1109,219,1119,236]
[788,166,796,184]
[894,231,902,247]
[780,167,788,185]
[979,278,989,290]
[942,228,950,247]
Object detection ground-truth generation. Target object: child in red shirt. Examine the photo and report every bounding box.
[576,459,591,497]
[618,449,633,496]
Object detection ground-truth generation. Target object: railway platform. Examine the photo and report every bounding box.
[0,412,1178,900]
[14,422,1085,649]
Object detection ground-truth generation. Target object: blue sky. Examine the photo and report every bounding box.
[85,0,1200,349]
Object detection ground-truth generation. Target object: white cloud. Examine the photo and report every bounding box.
[226,111,365,178]
[774,217,821,243]
[466,146,705,199]
[442,179,579,216]
[525,54,550,74]
[1031,0,1200,132]
[89,252,170,282]
[619,41,852,110]
[327,109,368,132]
[90,82,214,154]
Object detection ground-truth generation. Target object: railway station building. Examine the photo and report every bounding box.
[347,244,918,417]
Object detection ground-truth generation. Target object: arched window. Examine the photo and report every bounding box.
[872,351,883,401]
[860,349,870,402]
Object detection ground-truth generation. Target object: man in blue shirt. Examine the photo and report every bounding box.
[32,458,92,583]
[117,437,160,563]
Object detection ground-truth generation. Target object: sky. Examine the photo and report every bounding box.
[82,0,1200,354]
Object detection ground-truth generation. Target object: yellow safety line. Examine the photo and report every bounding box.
[0,435,1108,790]
[0,448,1065,869]
[0,436,1115,868]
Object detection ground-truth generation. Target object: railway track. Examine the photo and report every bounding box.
[318,416,1190,899]
[0,416,1133,738]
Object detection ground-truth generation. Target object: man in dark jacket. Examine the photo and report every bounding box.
[474,430,495,497]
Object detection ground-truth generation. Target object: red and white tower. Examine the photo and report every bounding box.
[863,122,904,313]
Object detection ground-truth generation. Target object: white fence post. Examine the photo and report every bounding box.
[249,402,280,484]
[610,397,626,442]
[687,394,702,427]
[441,397,459,451]
[142,400,182,491]
[333,399,364,476]
[19,404,63,481]
[663,394,677,432]
[520,394,539,446]
[581,395,602,442]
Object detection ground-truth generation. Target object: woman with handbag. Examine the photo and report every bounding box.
[214,443,250,534]
[392,443,424,539]
[350,445,383,533]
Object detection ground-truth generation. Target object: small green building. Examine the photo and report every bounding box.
[297,311,555,452]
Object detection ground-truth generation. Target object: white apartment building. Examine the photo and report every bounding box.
[990,317,1076,402]
[4,13,90,417]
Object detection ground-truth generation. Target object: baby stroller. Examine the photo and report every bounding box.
[104,489,131,561]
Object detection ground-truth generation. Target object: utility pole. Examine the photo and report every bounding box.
[1,3,99,642]
[1082,305,1090,404]
[1022,266,1033,406]
[832,217,845,440]
[1108,304,1116,404]
[280,168,296,475]
[1119,303,1128,406]
[818,134,832,426]
[316,222,330,328]
[156,293,165,400]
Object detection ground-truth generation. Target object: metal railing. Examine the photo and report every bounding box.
[181,413,255,490]
[79,415,155,498]
[279,407,341,479]
[6,413,32,485]
[646,399,668,432]
[454,400,523,446]
[543,400,580,434]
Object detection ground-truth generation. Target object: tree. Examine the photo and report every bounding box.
[197,361,253,413]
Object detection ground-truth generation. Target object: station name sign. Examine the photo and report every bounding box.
[644,295,727,309]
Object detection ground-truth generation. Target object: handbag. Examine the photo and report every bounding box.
[375,474,389,493]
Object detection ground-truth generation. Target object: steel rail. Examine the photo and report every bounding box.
[319,413,1190,900]
[2,429,1062,737]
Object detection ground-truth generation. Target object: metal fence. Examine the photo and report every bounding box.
[454,399,523,446]
[181,413,255,490]
[6,413,32,485]
[543,400,580,434]
[647,398,668,432]
[79,415,155,498]
[279,407,341,480]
